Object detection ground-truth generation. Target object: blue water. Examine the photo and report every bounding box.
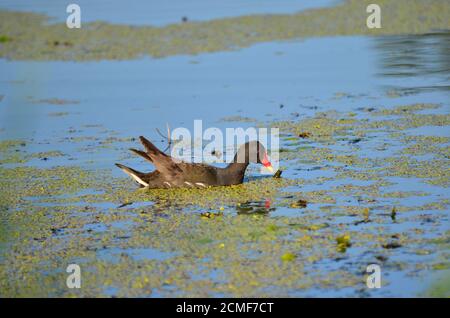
[0,8,449,297]
[0,0,338,26]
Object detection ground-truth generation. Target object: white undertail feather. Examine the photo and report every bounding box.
[120,168,149,187]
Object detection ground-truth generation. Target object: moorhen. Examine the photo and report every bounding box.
[115,136,273,189]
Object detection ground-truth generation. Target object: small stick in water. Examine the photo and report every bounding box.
[273,169,283,178]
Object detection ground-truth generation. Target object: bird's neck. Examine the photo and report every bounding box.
[218,145,251,184]
[226,161,249,174]
[220,161,249,185]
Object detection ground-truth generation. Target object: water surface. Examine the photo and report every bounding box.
[0,27,449,297]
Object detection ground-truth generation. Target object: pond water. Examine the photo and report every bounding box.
[0,8,449,297]
[0,0,337,26]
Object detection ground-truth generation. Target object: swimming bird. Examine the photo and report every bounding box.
[115,136,273,189]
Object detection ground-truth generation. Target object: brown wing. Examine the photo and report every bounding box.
[139,136,183,181]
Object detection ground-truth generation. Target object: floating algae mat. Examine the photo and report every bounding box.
[0,0,449,60]
[0,103,449,297]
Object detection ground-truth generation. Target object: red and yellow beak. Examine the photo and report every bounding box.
[261,153,273,173]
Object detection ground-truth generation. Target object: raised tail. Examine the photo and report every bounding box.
[138,136,182,179]
[115,163,149,187]
[139,136,168,158]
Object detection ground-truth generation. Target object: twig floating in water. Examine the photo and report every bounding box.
[273,170,283,178]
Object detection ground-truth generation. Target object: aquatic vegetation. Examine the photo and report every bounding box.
[370,103,441,116]
[0,35,12,43]
[0,0,448,296]
[30,98,80,105]
[281,252,297,262]
[220,115,257,123]
[0,101,448,296]
[0,140,27,164]
[0,142,64,165]
[425,271,450,297]
[0,0,449,61]
[336,234,352,253]
[48,111,70,117]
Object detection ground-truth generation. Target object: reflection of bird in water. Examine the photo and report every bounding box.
[236,200,276,215]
